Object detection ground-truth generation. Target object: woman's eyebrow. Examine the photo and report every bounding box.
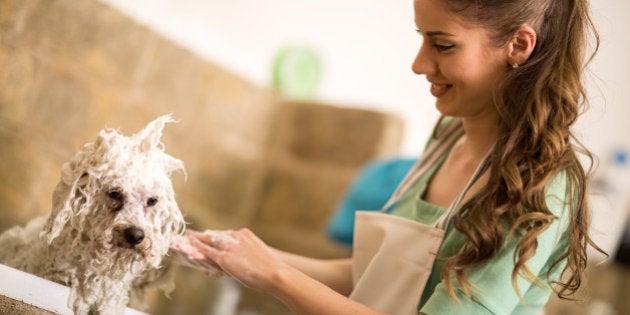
[416,29,455,37]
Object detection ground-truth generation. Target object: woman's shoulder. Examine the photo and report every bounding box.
[543,171,574,233]
[545,171,570,209]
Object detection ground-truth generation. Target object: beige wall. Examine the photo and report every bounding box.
[0,0,404,313]
[0,0,282,228]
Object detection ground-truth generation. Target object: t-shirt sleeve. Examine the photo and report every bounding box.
[420,173,571,315]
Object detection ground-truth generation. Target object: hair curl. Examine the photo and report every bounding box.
[435,0,604,301]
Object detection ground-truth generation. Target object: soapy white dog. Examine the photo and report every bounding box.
[0,115,186,314]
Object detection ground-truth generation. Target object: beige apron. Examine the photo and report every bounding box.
[349,120,490,315]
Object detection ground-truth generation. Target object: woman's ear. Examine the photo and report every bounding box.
[507,24,537,67]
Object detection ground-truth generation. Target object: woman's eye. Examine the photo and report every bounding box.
[147,197,158,207]
[434,44,455,52]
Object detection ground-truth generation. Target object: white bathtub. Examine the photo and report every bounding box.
[0,264,147,314]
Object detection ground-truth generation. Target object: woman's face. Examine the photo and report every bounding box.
[412,0,509,120]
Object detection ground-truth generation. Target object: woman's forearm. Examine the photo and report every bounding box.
[269,264,386,315]
[272,249,354,296]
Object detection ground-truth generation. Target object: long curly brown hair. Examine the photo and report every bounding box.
[435,0,603,300]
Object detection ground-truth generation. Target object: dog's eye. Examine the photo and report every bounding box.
[147,197,158,207]
[107,189,124,202]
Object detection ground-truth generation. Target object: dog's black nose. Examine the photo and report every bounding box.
[123,227,145,246]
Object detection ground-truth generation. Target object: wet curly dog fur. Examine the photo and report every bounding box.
[0,115,186,314]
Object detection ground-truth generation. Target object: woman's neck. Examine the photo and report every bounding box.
[458,114,499,159]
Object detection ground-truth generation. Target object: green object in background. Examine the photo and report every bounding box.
[272,46,322,100]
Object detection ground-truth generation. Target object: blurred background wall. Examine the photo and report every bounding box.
[0,0,629,314]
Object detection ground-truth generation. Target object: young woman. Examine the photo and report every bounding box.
[172,0,602,313]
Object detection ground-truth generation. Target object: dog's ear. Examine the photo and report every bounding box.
[43,129,102,242]
[135,114,187,179]
[165,196,186,235]
[43,169,90,243]
[134,114,175,153]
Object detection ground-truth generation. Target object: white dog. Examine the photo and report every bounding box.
[0,115,186,314]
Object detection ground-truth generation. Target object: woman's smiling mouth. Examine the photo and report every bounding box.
[430,83,452,97]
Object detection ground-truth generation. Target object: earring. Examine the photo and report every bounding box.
[511,63,519,69]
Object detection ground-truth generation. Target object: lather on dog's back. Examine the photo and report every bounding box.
[0,115,186,314]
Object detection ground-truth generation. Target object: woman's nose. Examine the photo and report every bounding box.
[411,43,433,76]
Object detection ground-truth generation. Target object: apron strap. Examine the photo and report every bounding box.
[382,119,464,211]
[382,118,494,230]
[436,151,491,230]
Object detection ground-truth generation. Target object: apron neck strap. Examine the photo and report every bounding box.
[435,149,492,229]
[382,119,464,211]
[381,118,494,231]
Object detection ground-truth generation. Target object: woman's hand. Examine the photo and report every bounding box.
[187,228,290,293]
[183,229,385,315]
[169,234,225,277]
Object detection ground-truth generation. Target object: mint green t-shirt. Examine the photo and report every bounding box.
[388,136,570,314]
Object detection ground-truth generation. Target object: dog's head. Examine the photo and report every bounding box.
[43,115,186,269]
